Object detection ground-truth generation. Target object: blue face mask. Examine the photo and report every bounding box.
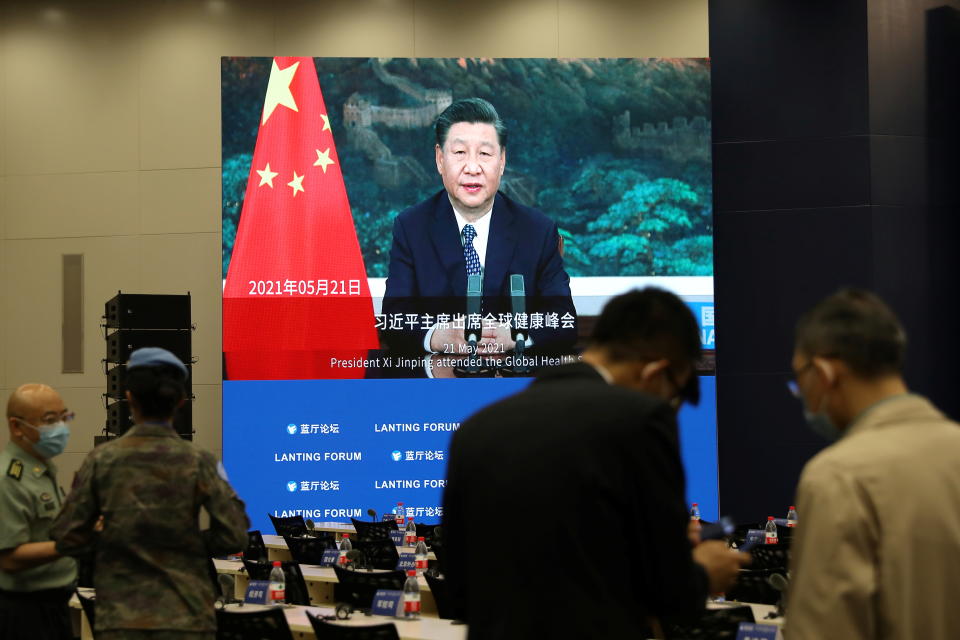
[19,420,70,458]
[804,393,841,442]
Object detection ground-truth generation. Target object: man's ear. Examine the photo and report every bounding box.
[638,359,669,385]
[435,144,444,175]
[812,357,837,387]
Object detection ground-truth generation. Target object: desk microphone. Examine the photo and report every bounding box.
[366,509,377,522]
[217,573,237,605]
[767,572,790,618]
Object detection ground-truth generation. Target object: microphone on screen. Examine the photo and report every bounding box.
[508,274,530,375]
[367,509,377,522]
[464,274,483,372]
[305,519,315,531]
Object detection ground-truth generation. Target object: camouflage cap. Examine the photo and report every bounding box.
[127,347,189,378]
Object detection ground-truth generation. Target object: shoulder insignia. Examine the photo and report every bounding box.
[7,459,23,481]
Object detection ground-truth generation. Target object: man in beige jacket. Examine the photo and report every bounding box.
[786,289,960,640]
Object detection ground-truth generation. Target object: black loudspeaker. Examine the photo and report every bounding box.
[106,329,191,364]
[106,399,193,437]
[107,364,193,400]
[105,293,191,330]
[102,292,194,443]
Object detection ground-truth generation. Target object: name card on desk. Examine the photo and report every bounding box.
[244,580,271,605]
[318,548,340,567]
[371,589,404,617]
[389,530,405,546]
[741,529,765,551]
[396,552,416,571]
[736,622,783,640]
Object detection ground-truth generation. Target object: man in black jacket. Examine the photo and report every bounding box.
[441,288,747,638]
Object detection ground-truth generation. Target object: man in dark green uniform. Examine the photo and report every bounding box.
[0,384,78,640]
[51,348,250,640]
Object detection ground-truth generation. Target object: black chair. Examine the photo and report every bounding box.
[410,522,438,546]
[725,569,780,605]
[76,589,96,637]
[352,538,400,571]
[283,534,337,565]
[306,611,400,640]
[269,514,308,538]
[332,566,406,611]
[244,530,268,562]
[665,604,756,639]
[750,538,792,571]
[350,518,397,542]
[423,572,457,620]
[241,559,311,605]
[216,606,295,640]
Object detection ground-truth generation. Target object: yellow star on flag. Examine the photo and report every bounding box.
[256,163,279,188]
[261,60,300,125]
[287,171,305,197]
[314,148,336,173]
[321,114,331,131]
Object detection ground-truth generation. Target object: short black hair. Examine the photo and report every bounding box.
[591,288,702,403]
[125,364,187,421]
[795,288,906,378]
[435,98,507,149]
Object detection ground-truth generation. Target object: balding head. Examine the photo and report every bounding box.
[7,384,63,422]
[6,385,67,460]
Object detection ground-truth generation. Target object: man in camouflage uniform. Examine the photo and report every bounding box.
[0,384,77,640]
[51,348,250,639]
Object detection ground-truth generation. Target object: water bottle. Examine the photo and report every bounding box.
[689,503,701,521]
[339,533,352,566]
[403,569,420,619]
[764,516,779,544]
[268,561,285,604]
[404,519,417,547]
[395,502,405,527]
[786,506,799,527]
[414,536,428,576]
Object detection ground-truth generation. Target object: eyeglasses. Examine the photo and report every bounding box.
[786,361,815,398]
[15,411,75,427]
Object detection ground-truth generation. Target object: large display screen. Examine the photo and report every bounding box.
[221,57,715,530]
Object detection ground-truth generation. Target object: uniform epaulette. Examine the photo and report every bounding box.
[6,458,24,481]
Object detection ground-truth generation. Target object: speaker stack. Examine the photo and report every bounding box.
[99,293,194,443]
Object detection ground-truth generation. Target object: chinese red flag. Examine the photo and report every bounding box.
[223,57,379,380]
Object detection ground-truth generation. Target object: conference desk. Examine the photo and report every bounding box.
[70,591,465,640]
[261,533,437,563]
[71,587,778,639]
[214,558,440,615]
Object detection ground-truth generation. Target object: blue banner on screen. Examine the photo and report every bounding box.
[223,375,718,532]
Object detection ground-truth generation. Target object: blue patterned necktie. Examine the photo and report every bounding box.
[463,224,482,276]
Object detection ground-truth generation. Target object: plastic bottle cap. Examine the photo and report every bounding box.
[692,503,698,506]
[767,516,774,520]
[272,561,281,566]
[789,506,796,510]
[417,536,425,540]
[407,570,416,576]
[398,502,404,505]
[342,534,349,538]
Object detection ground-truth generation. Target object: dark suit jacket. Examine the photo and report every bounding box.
[381,190,576,354]
[441,363,708,639]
